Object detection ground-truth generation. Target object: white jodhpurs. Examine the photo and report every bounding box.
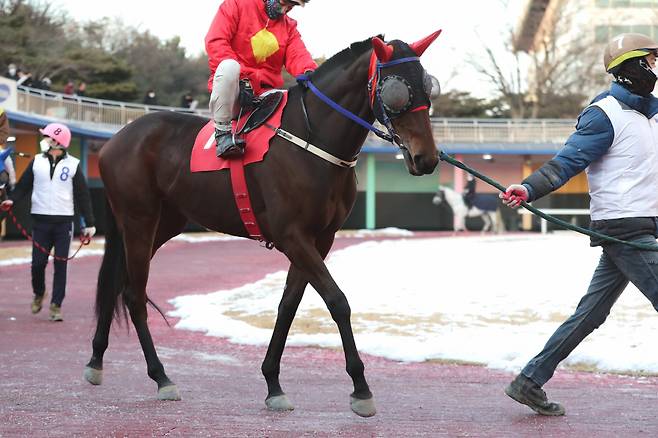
[209,59,240,130]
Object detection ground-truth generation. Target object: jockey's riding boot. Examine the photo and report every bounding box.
[215,128,245,158]
[504,373,565,416]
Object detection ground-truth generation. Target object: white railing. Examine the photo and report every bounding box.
[17,86,208,130]
[16,86,576,145]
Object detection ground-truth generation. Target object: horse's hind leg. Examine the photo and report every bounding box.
[261,234,335,411]
[84,204,186,387]
[282,233,376,417]
[123,214,181,400]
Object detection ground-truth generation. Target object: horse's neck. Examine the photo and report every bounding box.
[307,53,373,160]
[443,188,464,207]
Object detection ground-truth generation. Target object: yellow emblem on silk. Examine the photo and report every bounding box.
[251,28,280,63]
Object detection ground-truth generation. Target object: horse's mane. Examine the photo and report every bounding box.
[311,35,383,79]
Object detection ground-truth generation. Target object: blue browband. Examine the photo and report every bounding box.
[295,56,421,146]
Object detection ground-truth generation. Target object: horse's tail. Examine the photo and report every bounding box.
[95,198,170,325]
[95,199,129,324]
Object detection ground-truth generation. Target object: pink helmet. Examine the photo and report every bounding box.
[39,123,72,148]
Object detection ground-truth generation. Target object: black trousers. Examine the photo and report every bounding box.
[31,221,72,306]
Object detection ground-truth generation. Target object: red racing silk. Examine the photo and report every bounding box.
[205,0,317,95]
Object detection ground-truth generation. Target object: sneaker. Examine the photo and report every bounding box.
[504,373,565,416]
[215,129,245,158]
[31,294,46,314]
[49,303,63,322]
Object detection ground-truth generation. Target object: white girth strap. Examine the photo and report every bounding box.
[273,127,358,168]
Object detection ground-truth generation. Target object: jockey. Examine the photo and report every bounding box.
[463,174,476,209]
[500,34,658,416]
[206,0,317,158]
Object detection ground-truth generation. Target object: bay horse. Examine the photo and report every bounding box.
[83,33,441,417]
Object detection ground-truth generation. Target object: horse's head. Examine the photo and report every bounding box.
[432,186,446,206]
[370,32,442,176]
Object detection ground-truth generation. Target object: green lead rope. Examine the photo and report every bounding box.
[438,151,658,251]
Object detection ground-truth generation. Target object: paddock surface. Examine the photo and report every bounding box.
[1,232,658,437]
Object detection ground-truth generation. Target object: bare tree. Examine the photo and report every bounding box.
[467,0,532,118]
[525,0,604,117]
[469,0,606,119]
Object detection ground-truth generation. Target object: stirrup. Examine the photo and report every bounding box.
[215,129,245,158]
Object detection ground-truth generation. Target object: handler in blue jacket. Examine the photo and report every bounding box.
[0,123,95,322]
[501,33,658,416]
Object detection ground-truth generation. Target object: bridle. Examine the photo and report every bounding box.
[367,54,431,146]
[292,52,430,162]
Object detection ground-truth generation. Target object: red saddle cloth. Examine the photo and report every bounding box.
[190,92,288,172]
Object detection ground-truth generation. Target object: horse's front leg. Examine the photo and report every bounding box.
[280,234,376,417]
[261,265,307,412]
[262,233,335,411]
[482,212,492,233]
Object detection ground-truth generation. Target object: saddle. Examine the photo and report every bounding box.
[189,90,288,245]
[237,91,284,135]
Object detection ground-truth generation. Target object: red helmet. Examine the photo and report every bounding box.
[39,123,72,148]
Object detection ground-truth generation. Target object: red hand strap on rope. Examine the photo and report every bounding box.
[5,208,90,261]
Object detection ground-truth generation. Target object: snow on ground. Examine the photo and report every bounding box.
[170,233,658,375]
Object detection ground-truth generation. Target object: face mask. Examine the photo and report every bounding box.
[8,68,16,76]
[615,57,658,97]
[39,139,52,153]
[265,0,284,19]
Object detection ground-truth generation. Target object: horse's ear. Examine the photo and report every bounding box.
[409,30,442,57]
[372,37,393,62]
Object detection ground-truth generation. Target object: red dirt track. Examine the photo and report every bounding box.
[2,233,658,437]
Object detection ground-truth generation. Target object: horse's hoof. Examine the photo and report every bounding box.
[157,385,181,401]
[265,394,294,411]
[83,366,103,385]
[350,395,377,417]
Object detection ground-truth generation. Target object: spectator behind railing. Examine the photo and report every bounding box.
[143,89,158,106]
[5,63,19,81]
[63,80,75,96]
[16,69,33,87]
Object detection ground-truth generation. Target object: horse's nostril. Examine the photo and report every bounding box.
[413,154,439,174]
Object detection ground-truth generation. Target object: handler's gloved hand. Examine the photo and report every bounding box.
[0,199,13,211]
[82,226,96,238]
[500,184,529,209]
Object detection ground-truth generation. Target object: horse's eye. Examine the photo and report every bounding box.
[380,75,412,112]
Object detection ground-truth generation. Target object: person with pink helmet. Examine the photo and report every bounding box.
[0,122,96,321]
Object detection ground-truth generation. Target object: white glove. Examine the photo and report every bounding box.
[82,226,96,238]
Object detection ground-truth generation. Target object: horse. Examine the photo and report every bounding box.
[82,33,442,418]
[433,185,504,233]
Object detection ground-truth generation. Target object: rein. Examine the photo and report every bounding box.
[296,73,396,144]
[3,207,91,261]
[288,53,423,167]
[439,151,658,251]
